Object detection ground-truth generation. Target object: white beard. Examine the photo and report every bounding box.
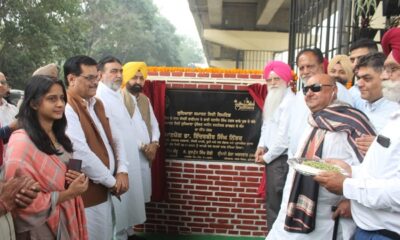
[382,80,400,103]
[263,85,287,121]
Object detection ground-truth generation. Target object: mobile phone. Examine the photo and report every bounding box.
[377,135,391,148]
[67,158,82,172]
[65,159,82,189]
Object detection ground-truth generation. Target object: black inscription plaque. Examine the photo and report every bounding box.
[165,89,261,162]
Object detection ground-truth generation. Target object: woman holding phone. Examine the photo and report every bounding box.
[3,75,88,239]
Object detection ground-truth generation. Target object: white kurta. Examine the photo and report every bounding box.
[65,97,127,240]
[130,94,160,202]
[344,110,400,234]
[258,88,295,163]
[0,98,18,126]
[266,125,360,240]
[96,82,146,233]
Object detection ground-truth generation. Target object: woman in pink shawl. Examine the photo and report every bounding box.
[3,75,88,239]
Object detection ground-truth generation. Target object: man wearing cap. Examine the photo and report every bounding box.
[121,62,160,203]
[32,63,59,80]
[328,55,354,86]
[315,27,400,240]
[254,61,295,231]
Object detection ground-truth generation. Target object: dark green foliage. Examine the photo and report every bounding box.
[0,0,203,89]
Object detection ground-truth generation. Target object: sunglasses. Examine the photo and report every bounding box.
[302,83,334,95]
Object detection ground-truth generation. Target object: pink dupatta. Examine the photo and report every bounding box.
[3,129,87,239]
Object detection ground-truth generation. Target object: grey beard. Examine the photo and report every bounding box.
[382,80,400,103]
[104,80,121,91]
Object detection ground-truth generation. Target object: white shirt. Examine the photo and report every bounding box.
[65,97,126,188]
[357,97,399,133]
[349,84,366,110]
[258,88,295,163]
[344,110,400,234]
[267,124,360,240]
[0,98,18,126]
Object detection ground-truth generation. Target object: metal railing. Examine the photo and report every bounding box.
[288,0,355,68]
[236,50,275,70]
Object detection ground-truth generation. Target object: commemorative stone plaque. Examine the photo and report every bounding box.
[165,89,262,162]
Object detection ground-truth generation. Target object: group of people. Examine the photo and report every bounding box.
[0,23,399,240]
[0,56,160,240]
[256,27,400,239]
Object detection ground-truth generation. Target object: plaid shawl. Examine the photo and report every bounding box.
[3,130,88,239]
[284,103,376,233]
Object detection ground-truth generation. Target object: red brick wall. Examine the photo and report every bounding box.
[137,70,267,237]
[138,160,267,237]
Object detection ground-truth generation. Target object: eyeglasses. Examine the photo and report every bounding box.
[0,80,8,86]
[302,83,334,95]
[78,74,98,82]
[383,65,400,75]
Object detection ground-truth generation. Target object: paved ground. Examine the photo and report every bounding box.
[138,233,264,240]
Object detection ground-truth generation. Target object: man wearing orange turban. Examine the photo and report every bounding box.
[328,55,354,86]
[121,62,160,204]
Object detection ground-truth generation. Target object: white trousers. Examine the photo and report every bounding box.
[85,195,115,240]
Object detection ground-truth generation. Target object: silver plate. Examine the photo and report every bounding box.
[287,158,349,176]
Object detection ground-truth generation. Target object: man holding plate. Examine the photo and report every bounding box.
[266,74,375,240]
[315,27,400,240]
